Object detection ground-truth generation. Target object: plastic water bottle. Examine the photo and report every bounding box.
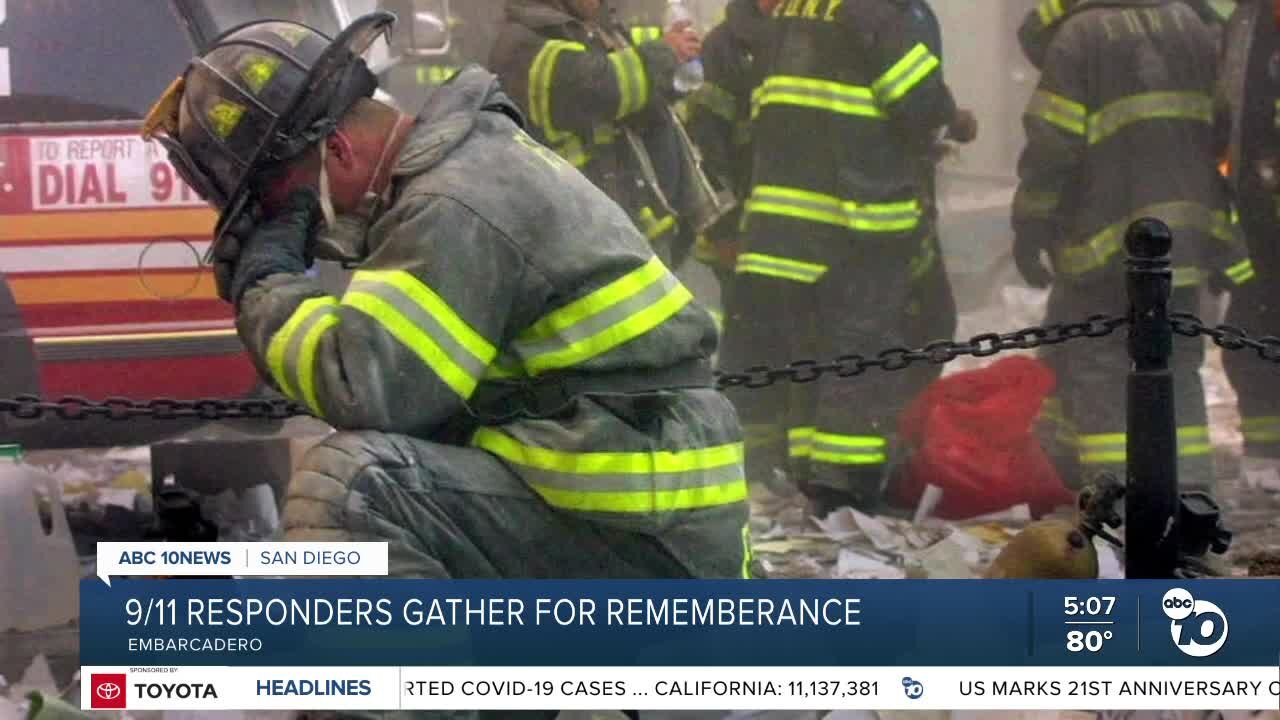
[665,0,704,93]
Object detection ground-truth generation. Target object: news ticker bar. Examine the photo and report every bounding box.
[80,666,1280,712]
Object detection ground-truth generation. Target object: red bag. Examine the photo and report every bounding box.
[891,356,1074,520]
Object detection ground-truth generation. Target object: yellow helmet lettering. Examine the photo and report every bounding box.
[238,54,282,95]
[207,99,247,139]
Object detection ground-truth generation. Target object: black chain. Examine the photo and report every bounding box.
[0,395,307,422]
[714,313,1130,390]
[0,313,1133,423]
[1170,312,1280,363]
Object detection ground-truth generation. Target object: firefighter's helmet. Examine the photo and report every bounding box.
[142,12,395,253]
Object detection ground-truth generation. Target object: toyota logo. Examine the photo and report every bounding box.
[95,683,121,701]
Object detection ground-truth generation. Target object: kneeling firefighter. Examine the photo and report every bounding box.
[142,12,750,579]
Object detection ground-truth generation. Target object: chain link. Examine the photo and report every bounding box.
[1170,312,1280,363]
[0,313,1145,423]
[0,395,306,423]
[714,313,1129,388]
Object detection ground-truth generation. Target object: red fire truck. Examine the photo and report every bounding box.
[0,1,359,446]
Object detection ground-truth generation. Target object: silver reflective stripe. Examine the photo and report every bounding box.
[275,301,340,410]
[750,186,843,217]
[511,262,688,366]
[1057,202,1235,277]
[753,76,882,119]
[1087,92,1212,144]
[847,204,920,226]
[872,44,940,105]
[734,253,828,283]
[516,461,745,494]
[1026,89,1087,135]
[346,278,490,384]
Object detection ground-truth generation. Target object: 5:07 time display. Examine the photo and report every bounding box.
[1064,596,1115,616]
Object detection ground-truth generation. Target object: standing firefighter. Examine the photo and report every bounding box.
[142,13,749,579]
[488,0,704,262]
[1019,0,1236,69]
[376,0,466,108]
[724,0,961,512]
[901,0,975,401]
[1012,0,1253,491]
[684,0,780,288]
[1221,0,1280,487]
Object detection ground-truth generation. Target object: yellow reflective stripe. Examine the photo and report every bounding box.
[638,207,677,240]
[630,26,662,44]
[1026,89,1087,135]
[1172,267,1206,288]
[746,184,921,232]
[1087,92,1213,145]
[735,253,828,283]
[741,524,753,579]
[417,65,460,86]
[295,313,339,415]
[475,427,744,473]
[553,135,590,167]
[351,270,496,365]
[343,270,497,400]
[690,81,739,122]
[608,46,649,118]
[708,308,724,336]
[1078,427,1211,463]
[1078,432,1125,448]
[1227,259,1256,285]
[529,479,748,513]
[1057,202,1236,277]
[514,256,693,374]
[266,297,339,408]
[871,43,940,106]
[752,75,883,119]
[910,234,938,281]
[1243,416,1280,444]
[529,40,586,141]
[747,185,846,226]
[810,432,887,465]
[472,427,747,513]
[1037,0,1065,25]
[788,426,815,458]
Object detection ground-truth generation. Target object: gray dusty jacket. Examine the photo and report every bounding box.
[236,68,748,569]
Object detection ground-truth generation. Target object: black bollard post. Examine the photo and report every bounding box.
[1124,219,1180,579]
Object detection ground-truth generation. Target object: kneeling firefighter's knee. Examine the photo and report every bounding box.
[284,431,404,535]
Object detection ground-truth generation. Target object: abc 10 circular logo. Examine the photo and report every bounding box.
[1162,588,1228,658]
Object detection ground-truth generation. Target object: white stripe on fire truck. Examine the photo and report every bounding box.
[0,241,211,274]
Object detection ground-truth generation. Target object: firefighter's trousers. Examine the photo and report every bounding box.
[1223,243,1280,459]
[282,431,744,579]
[722,235,920,506]
[901,229,958,400]
[1037,283,1213,491]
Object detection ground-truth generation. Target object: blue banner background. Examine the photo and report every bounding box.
[79,579,1280,667]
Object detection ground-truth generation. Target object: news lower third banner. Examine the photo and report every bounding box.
[80,543,1280,711]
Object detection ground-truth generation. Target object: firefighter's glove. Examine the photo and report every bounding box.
[225,188,320,307]
[1014,236,1053,289]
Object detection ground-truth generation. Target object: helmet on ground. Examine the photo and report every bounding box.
[142,12,396,256]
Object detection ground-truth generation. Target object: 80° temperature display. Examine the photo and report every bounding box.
[1064,596,1117,653]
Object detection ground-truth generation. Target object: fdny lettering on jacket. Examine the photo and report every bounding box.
[775,0,845,22]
